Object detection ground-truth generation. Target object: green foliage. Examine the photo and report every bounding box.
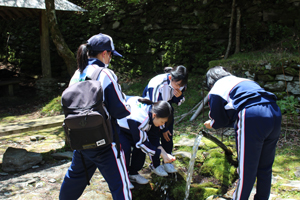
[268,23,291,41]
[277,96,299,116]
[277,96,299,134]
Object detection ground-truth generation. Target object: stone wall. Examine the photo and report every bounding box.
[209,59,300,101]
[94,0,300,74]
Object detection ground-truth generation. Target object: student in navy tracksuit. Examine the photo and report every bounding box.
[142,65,188,174]
[118,96,176,183]
[59,33,132,200]
[204,66,281,200]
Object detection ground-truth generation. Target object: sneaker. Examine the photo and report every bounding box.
[164,163,177,173]
[150,164,168,177]
[129,174,149,184]
[129,182,134,189]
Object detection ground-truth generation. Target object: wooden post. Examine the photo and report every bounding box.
[40,10,52,78]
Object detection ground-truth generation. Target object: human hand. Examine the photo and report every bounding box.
[158,146,176,163]
[173,89,182,97]
[163,153,176,163]
[163,130,172,142]
[204,120,212,129]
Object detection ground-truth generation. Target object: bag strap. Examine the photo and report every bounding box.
[90,65,121,158]
[111,117,121,159]
[80,151,90,186]
[90,65,104,80]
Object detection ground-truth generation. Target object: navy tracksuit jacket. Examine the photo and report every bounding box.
[208,75,282,200]
[117,96,163,174]
[59,58,132,200]
[142,73,185,157]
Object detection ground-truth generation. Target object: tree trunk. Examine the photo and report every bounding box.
[45,0,77,77]
[40,10,52,78]
[234,7,241,54]
[224,0,236,59]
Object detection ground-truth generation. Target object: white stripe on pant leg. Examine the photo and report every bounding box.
[111,143,132,200]
[233,109,246,200]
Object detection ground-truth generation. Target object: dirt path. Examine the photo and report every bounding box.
[0,160,113,200]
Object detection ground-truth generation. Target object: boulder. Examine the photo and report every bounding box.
[2,147,42,172]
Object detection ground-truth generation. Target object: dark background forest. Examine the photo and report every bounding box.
[1,0,300,82]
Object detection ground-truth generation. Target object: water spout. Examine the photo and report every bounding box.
[184,133,203,200]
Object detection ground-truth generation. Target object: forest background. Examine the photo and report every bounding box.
[1,0,300,81]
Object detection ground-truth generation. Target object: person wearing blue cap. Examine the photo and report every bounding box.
[142,65,188,175]
[59,33,132,200]
[204,66,282,200]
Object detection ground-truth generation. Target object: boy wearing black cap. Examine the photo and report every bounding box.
[59,33,132,200]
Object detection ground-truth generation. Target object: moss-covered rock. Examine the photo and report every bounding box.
[273,92,287,100]
[284,67,299,76]
[199,148,237,187]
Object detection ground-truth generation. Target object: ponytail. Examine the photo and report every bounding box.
[138,98,153,105]
[77,44,89,73]
[164,66,173,73]
[76,44,103,73]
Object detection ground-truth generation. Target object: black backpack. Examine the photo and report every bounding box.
[61,66,116,151]
[61,66,122,185]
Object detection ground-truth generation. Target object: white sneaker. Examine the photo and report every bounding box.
[129,174,149,184]
[150,165,168,177]
[164,163,177,173]
[129,182,134,189]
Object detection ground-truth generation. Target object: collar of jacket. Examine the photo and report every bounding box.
[88,58,105,67]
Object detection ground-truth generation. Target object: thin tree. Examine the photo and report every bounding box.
[234,6,241,54]
[224,0,236,59]
[45,0,77,76]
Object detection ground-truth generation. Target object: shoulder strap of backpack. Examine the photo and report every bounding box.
[111,117,121,159]
[89,65,121,158]
[90,65,104,80]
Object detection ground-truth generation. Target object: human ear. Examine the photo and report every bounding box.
[152,113,156,118]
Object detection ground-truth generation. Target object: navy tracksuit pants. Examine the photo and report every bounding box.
[59,144,132,200]
[160,111,174,154]
[123,109,175,170]
[233,103,281,200]
[119,129,146,175]
[119,123,164,175]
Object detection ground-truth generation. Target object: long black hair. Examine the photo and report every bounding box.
[76,44,102,73]
[138,98,173,126]
[165,65,188,87]
[205,66,232,91]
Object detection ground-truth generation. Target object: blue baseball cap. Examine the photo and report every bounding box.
[87,33,122,57]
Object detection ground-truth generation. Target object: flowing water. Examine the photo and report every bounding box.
[184,133,203,200]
